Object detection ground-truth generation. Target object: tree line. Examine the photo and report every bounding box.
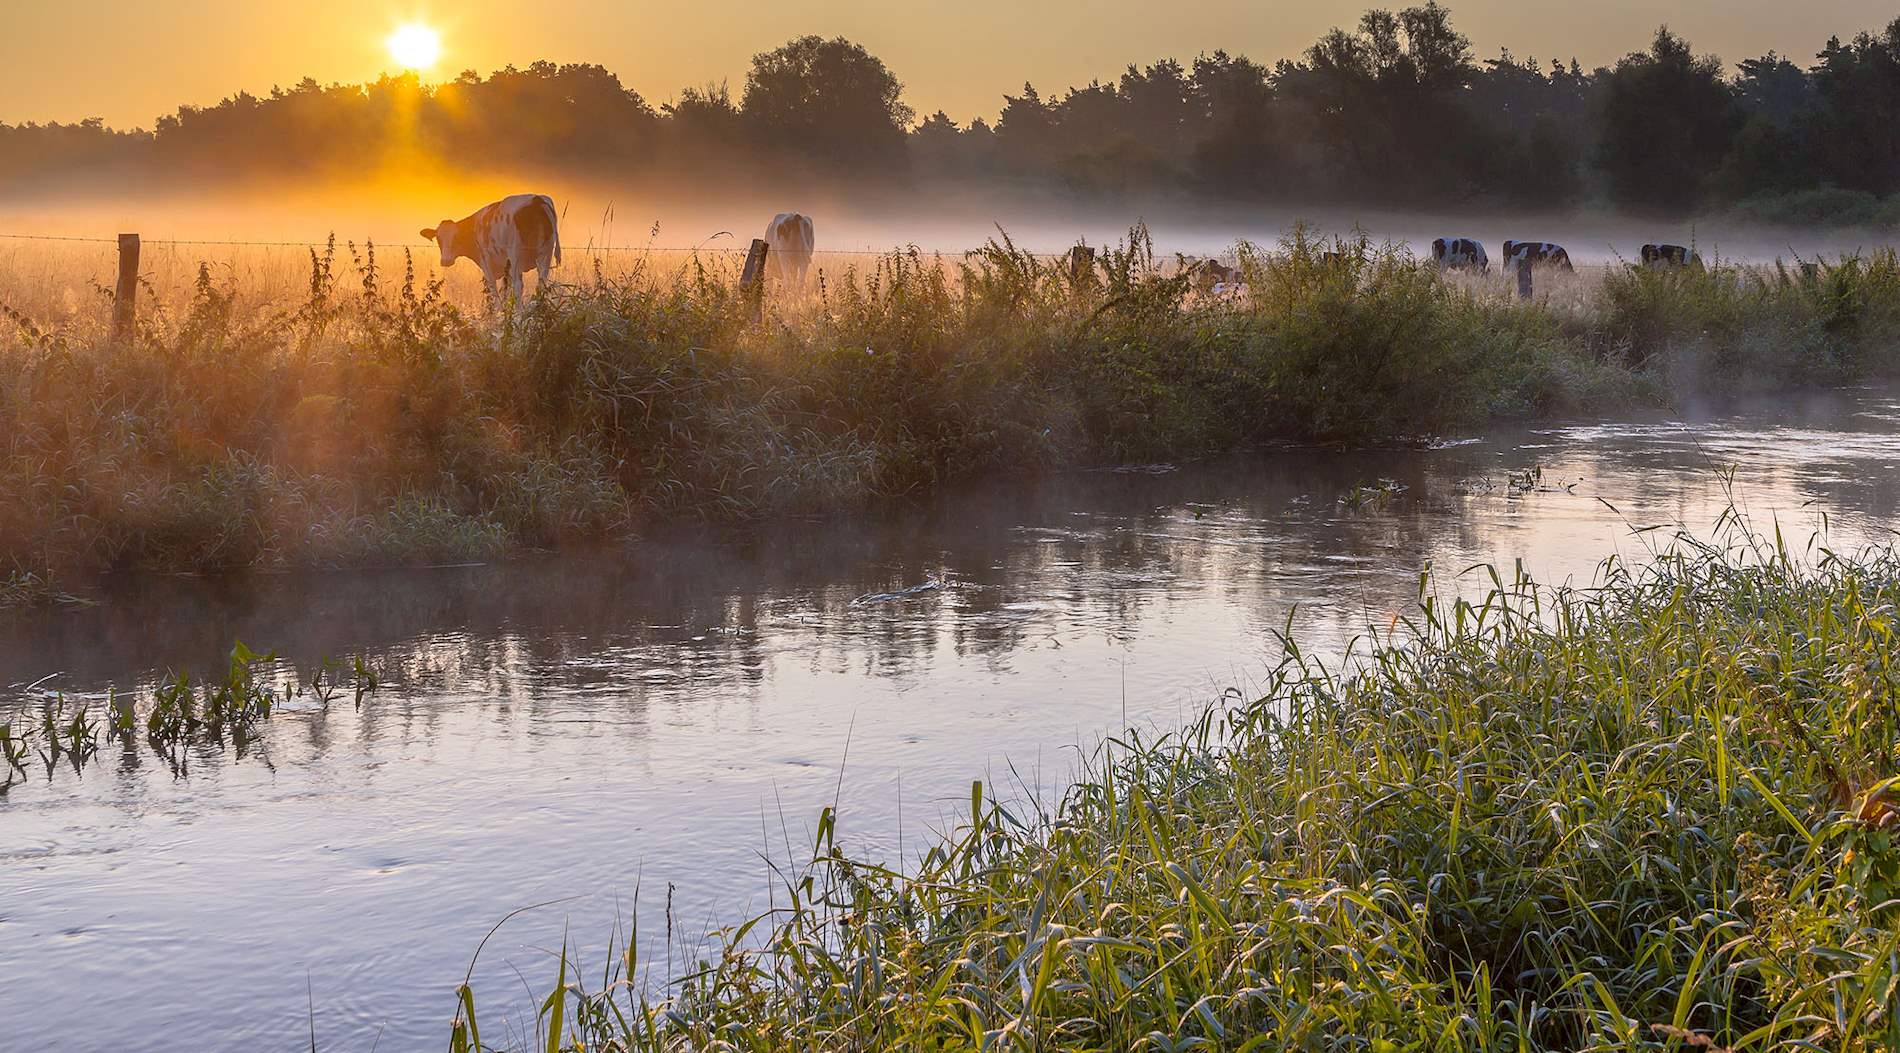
[4,4,1899,221]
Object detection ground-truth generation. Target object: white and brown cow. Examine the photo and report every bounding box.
[1641,243,1701,268]
[421,193,561,300]
[1181,256,1242,294]
[764,212,816,289]
[1502,240,1574,273]
[1431,237,1488,272]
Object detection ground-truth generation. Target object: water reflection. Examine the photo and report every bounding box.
[2,387,1897,1051]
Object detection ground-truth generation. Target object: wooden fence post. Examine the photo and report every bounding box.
[111,233,140,343]
[1066,245,1095,285]
[739,239,770,323]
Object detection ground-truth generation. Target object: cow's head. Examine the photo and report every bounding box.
[420,220,461,267]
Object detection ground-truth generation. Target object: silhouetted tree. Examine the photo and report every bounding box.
[1595,28,1739,211]
[1807,21,1900,194]
[994,83,1058,174]
[741,35,913,169]
[1278,2,1480,202]
[1186,51,1283,194]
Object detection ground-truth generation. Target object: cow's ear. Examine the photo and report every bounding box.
[420,228,437,241]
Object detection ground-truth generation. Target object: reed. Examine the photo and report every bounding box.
[0,641,377,790]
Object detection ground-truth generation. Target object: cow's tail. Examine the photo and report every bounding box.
[543,195,562,268]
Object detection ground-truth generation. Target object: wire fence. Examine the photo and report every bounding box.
[0,230,1074,257]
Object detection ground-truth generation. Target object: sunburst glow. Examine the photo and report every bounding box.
[386,23,442,71]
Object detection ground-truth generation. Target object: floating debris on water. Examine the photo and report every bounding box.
[1506,467,1582,494]
[1339,479,1409,510]
[852,578,950,604]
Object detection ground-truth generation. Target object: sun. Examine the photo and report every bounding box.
[386,23,442,71]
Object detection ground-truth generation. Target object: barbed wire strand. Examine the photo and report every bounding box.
[0,231,1071,258]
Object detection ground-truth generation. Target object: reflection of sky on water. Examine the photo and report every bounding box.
[3,386,1897,1051]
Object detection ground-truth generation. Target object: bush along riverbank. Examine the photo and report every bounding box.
[4,228,1899,585]
[460,530,1900,1051]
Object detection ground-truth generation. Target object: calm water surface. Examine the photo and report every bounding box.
[4,388,1900,1051]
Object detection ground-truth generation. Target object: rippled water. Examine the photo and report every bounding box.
[4,388,1899,1051]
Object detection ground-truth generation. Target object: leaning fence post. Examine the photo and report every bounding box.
[111,233,140,343]
[739,238,770,323]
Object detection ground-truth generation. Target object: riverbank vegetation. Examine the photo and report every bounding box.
[461,529,1900,1051]
[4,231,1899,586]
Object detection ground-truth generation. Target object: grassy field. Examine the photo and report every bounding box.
[2,227,1897,586]
[458,528,1900,1052]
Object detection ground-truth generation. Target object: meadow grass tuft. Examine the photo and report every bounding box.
[3,230,1898,586]
[468,524,1900,1051]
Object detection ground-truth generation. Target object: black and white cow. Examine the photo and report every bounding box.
[1431,237,1488,272]
[421,193,561,300]
[1641,244,1700,268]
[1502,240,1574,273]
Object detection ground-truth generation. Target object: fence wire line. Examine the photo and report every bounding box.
[0,230,1072,258]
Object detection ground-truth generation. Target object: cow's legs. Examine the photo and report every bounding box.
[475,263,500,308]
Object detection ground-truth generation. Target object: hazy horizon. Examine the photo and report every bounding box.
[6,1,1898,130]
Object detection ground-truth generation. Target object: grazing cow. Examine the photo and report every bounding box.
[764,212,816,289]
[1641,243,1700,268]
[1431,237,1488,272]
[1502,240,1575,273]
[420,194,561,300]
[1182,256,1241,293]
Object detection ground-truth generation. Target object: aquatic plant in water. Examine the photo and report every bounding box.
[0,642,380,790]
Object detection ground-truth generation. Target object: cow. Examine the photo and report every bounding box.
[1181,256,1241,293]
[1430,237,1488,272]
[420,193,561,301]
[764,212,816,289]
[1502,240,1575,273]
[1641,243,1700,268]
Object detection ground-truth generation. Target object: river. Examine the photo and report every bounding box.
[4,387,1899,1051]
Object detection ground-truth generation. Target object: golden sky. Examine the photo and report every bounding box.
[5,1,1895,129]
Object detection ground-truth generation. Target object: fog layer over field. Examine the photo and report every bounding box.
[0,176,1886,269]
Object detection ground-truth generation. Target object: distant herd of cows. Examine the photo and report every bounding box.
[415,191,1702,300]
[1424,236,1700,273]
